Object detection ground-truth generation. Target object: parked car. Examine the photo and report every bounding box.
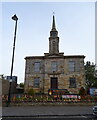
[93,106,97,116]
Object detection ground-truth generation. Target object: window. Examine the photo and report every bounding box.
[53,32,57,37]
[34,78,40,88]
[34,62,40,72]
[51,61,57,72]
[69,78,76,88]
[52,41,56,52]
[28,81,32,86]
[69,61,75,72]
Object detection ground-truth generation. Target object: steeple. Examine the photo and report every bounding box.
[49,15,59,54]
[44,14,64,56]
[50,15,58,38]
[52,15,56,31]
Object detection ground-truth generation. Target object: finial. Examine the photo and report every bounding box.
[53,12,55,16]
[12,14,18,21]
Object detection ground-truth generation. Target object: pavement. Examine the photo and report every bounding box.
[2,106,94,117]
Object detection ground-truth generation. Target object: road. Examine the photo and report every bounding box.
[2,106,95,119]
[1,115,97,120]
[2,106,93,116]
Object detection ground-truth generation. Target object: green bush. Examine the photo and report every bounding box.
[79,87,86,96]
[28,89,35,96]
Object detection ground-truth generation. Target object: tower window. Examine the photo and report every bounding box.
[52,41,56,53]
[50,32,57,37]
[52,32,57,37]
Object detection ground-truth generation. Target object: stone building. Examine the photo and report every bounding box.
[0,75,17,95]
[24,15,85,94]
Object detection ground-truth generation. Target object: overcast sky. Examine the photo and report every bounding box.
[1,2,95,83]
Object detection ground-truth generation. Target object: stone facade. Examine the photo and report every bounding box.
[0,75,17,95]
[24,15,85,94]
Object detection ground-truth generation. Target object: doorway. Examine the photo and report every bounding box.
[51,77,58,89]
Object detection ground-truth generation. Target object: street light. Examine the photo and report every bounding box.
[6,14,18,107]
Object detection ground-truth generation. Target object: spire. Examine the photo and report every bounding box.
[50,14,58,37]
[49,14,59,55]
[52,13,57,31]
[45,14,64,56]
[52,15,56,30]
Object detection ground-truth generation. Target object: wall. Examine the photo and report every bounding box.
[24,56,85,94]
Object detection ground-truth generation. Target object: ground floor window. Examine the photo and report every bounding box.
[34,78,40,88]
[69,77,76,88]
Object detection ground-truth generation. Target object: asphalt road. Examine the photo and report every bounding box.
[2,106,94,116]
[2,106,95,120]
[1,115,97,120]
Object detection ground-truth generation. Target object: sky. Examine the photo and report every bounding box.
[1,2,95,83]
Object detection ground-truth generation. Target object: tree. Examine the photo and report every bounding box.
[19,83,24,88]
[85,61,97,89]
[93,75,97,87]
[79,87,86,96]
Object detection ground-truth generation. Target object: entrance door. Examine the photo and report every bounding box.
[51,77,58,89]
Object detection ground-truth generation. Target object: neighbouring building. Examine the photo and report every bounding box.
[5,76,17,83]
[24,15,85,94]
[1,75,17,95]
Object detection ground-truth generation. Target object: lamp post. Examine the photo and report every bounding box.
[6,14,18,107]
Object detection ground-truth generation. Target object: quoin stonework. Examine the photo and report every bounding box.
[24,15,85,94]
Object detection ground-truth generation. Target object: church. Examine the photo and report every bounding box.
[24,15,85,94]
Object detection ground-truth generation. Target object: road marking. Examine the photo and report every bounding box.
[81,115,87,118]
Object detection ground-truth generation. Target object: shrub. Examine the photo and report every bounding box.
[79,87,87,96]
[28,89,35,96]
